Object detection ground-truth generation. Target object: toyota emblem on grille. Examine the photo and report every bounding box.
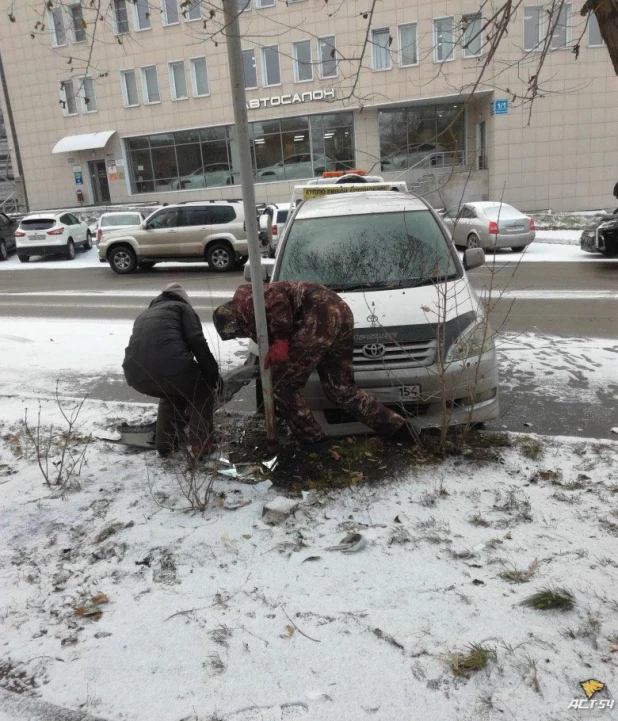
[362,343,386,359]
[367,313,379,325]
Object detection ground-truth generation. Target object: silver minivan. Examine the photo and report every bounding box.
[248,191,500,436]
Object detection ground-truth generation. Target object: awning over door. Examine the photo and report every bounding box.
[52,130,116,154]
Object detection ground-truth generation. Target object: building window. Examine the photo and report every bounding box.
[523,6,543,51]
[378,104,465,171]
[68,4,86,43]
[190,57,209,97]
[234,0,251,12]
[134,0,152,30]
[398,23,417,67]
[588,12,604,46]
[550,3,571,49]
[434,17,454,61]
[183,0,201,21]
[78,76,98,113]
[162,0,179,26]
[141,66,161,103]
[112,0,130,35]
[371,28,391,70]
[49,7,67,47]
[318,36,337,78]
[168,61,188,100]
[242,49,258,88]
[262,45,281,86]
[126,111,355,194]
[293,40,313,82]
[462,12,482,57]
[60,79,78,116]
[256,0,275,7]
[120,69,140,107]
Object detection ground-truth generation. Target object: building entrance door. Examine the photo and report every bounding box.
[88,160,111,203]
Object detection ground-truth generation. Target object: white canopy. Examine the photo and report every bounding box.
[52,130,116,154]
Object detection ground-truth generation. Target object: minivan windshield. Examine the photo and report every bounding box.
[277,210,459,291]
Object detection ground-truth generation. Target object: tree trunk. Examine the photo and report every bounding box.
[581,0,618,75]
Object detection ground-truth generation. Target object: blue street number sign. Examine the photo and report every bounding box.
[490,99,509,116]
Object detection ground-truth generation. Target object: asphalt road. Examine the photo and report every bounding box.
[0,256,616,438]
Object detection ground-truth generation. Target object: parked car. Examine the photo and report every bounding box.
[245,184,499,436]
[258,203,291,257]
[0,211,18,261]
[96,211,146,245]
[256,154,335,182]
[15,211,92,262]
[441,202,535,252]
[98,201,248,274]
[159,164,236,191]
[580,212,618,257]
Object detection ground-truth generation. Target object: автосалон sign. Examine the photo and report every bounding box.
[247,89,335,110]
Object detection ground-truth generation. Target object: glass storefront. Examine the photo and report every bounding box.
[378,103,465,172]
[125,111,355,194]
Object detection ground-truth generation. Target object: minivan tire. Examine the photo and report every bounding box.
[18,255,29,263]
[108,245,137,274]
[511,246,526,252]
[65,240,76,260]
[0,240,7,261]
[84,231,93,250]
[207,242,235,272]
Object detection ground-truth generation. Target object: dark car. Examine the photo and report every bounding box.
[0,211,18,261]
[580,212,618,257]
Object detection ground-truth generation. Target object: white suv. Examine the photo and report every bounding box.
[98,201,248,274]
[15,212,92,262]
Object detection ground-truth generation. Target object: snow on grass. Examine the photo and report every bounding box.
[0,394,617,721]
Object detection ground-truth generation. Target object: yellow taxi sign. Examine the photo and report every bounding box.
[302,183,402,200]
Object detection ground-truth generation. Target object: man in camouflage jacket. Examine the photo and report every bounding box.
[213,281,408,444]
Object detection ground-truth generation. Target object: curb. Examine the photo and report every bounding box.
[0,688,111,721]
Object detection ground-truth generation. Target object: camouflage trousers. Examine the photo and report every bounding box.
[271,292,404,443]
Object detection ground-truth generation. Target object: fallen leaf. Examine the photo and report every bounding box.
[420,305,431,313]
[301,555,322,563]
[91,593,108,605]
[285,624,295,637]
[349,472,364,485]
[328,449,341,461]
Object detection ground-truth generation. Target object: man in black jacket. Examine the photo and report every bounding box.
[123,283,219,458]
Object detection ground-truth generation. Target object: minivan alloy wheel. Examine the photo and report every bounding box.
[110,247,137,273]
[207,243,234,272]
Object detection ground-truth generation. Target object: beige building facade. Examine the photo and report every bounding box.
[0,0,615,212]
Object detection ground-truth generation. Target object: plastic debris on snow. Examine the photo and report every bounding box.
[262,496,300,525]
[326,532,367,553]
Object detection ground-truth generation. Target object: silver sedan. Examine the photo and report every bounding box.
[441,202,536,252]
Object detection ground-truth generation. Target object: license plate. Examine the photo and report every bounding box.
[30,233,46,240]
[508,225,525,232]
[398,385,421,401]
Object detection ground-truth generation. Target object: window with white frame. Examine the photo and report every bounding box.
[60,79,78,116]
[434,17,454,61]
[550,3,571,49]
[293,40,313,82]
[398,23,417,66]
[318,36,337,78]
[49,7,67,47]
[169,61,188,100]
[68,4,86,42]
[371,28,391,70]
[141,66,161,103]
[120,69,139,106]
[134,0,152,30]
[523,6,543,50]
[242,49,258,88]
[588,12,604,46]
[462,12,482,56]
[162,0,179,25]
[112,0,130,34]
[183,0,201,21]
[256,0,275,7]
[78,76,98,112]
[190,57,209,96]
[262,45,281,86]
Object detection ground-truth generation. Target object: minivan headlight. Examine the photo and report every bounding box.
[446,322,493,362]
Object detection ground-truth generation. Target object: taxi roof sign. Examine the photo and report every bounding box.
[293,172,408,201]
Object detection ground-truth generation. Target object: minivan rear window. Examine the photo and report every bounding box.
[278,210,459,291]
[101,214,141,227]
[20,218,55,230]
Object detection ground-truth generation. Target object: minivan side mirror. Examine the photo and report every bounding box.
[463,247,485,271]
[243,263,270,282]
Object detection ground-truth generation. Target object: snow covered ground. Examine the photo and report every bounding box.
[0,392,617,720]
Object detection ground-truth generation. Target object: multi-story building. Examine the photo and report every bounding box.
[0,1,615,212]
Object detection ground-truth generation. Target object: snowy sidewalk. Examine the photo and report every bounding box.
[0,688,109,721]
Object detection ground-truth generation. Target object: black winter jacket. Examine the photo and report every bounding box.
[123,290,219,389]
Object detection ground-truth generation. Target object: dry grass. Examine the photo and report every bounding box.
[499,559,539,584]
[444,643,496,677]
[521,587,575,611]
[520,439,544,460]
